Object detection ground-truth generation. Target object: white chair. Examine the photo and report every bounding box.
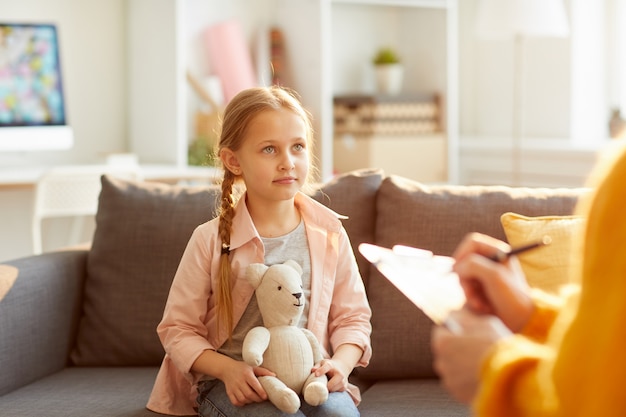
[32,164,142,254]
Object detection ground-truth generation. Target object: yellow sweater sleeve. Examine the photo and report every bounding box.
[519,288,565,343]
[473,292,576,417]
[474,141,626,417]
[475,335,555,417]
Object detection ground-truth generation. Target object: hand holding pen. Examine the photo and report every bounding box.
[452,233,551,333]
[486,235,552,263]
[432,233,552,404]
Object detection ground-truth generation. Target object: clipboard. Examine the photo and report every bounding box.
[359,243,465,327]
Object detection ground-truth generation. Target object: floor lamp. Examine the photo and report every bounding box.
[475,0,569,186]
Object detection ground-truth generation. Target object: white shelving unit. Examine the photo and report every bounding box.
[127,0,458,182]
[327,0,458,182]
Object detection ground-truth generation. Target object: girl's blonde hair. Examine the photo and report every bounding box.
[214,86,316,336]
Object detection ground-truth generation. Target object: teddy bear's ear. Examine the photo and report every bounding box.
[283,260,303,275]
[246,263,269,289]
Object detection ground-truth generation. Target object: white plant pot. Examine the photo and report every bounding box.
[375,64,404,95]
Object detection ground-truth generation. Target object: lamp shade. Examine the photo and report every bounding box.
[476,0,569,39]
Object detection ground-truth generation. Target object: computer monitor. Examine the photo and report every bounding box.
[0,22,73,151]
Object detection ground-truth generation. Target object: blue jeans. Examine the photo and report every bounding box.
[197,379,360,417]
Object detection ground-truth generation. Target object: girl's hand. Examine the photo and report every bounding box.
[220,360,275,406]
[431,309,512,403]
[312,358,351,392]
[453,233,535,332]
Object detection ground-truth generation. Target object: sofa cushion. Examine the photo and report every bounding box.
[71,176,221,366]
[359,379,469,417]
[375,176,584,257]
[358,175,583,380]
[0,367,166,417]
[501,212,585,293]
[309,168,383,287]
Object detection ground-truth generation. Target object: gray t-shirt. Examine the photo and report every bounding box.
[218,220,311,360]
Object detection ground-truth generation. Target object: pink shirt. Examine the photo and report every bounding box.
[147,192,373,416]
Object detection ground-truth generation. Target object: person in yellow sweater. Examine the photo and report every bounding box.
[431,140,626,417]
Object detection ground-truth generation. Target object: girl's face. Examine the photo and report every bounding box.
[222,107,310,204]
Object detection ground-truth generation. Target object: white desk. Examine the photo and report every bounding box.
[0,164,222,261]
[0,164,222,189]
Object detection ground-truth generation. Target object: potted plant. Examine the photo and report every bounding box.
[372,47,404,95]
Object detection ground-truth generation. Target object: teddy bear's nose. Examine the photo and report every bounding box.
[293,292,303,307]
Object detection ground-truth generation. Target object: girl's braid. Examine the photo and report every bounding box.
[216,171,236,336]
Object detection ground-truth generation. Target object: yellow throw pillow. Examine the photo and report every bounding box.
[500,212,584,294]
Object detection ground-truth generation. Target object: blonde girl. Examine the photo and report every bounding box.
[147,86,372,417]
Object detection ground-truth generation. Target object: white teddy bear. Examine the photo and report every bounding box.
[243,260,329,414]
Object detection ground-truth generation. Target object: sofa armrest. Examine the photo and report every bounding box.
[0,250,88,396]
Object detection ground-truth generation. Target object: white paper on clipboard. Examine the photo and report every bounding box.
[359,243,466,325]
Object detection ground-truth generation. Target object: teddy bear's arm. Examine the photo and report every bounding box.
[302,328,325,363]
[242,326,271,367]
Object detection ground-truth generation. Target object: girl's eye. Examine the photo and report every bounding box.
[262,146,275,154]
[293,143,305,152]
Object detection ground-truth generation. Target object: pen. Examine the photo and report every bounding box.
[488,235,552,263]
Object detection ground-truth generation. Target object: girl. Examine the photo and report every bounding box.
[147,86,372,417]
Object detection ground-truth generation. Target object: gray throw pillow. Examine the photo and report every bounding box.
[357,175,582,380]
[70,175,221,366]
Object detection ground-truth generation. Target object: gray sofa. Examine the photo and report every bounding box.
[0,168,584,417]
